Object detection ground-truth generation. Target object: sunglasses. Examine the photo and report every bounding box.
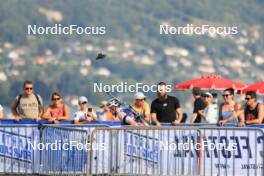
[222,94,230,97]
[25,87,33,90]
[81,102,87,105]
[245,97,252,101]
[204,95,210,98]
[52,97,61,101]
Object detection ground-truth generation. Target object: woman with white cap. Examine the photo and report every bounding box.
[198,92,218,124]
[131,92,151,124]
[74,96,98,124]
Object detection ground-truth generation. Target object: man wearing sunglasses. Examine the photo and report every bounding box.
[243,91,264,125]
[11,80,43,121]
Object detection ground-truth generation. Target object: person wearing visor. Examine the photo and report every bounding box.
[131,92,151,123]
[198,92,218,124]
[107,98,141,126]
[74,96,98,124]
[97,100,117,121]
[151,82,183,126]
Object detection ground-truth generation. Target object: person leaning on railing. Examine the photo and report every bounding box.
[191,87,207,124]
[42,92,70,123]
[74,96,98,124]
[218,88,244,126]
[0,104,3,119]
[11,80,44,121]
[198,92,218,124]
[240,91,264,125]
[131,92,151,125]
[151,82,183,126]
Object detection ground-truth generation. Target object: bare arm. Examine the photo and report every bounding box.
[0,110,3,119]
[219,103,242,126]
[151,113,161,126]
[58,105,70,121]
[42,107,51,120]
[246,104,264,125]
[11,100,19,117]
[191,113,198,123]
[174,108,183,124]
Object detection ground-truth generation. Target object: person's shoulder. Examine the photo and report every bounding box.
[151,98,159,104]
[168,95,179,101]
[143,101,150,106]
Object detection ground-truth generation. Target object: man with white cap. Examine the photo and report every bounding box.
[74,96,98,124]
[131,92,150,123]
[151,82,183,125]
[198,92,218,124]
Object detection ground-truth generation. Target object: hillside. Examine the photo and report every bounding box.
[0,0,264,108]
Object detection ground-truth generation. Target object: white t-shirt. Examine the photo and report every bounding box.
[0,104,3,111]
[203,104,218,124]
[74,110,97,121]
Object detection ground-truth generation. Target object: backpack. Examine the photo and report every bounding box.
[16,94,43,113]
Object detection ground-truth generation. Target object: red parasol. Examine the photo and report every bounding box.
[174,75,247,90]
[242,81,264,95]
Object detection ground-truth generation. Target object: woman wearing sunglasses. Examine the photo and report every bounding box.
[218,88,243,126]
[74,96,98,124]
[42,92,70,123]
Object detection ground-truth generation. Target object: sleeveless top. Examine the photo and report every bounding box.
[50,104,65,119]
[245,103,259,121]
[221,104,238,124]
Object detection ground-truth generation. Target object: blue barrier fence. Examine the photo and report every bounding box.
[1,120,264,175]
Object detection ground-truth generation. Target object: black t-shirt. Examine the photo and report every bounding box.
[151,95,180,123]
[193,97,207,123]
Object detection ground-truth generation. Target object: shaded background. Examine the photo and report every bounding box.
[0,0,264,117]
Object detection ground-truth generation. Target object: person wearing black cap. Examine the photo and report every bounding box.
[191,87,207,123]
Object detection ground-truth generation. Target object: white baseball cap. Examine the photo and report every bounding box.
[134,92,146,100]
[204,92,213,99]
[79,96,88,103]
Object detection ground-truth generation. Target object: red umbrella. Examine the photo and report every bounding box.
[242,82,264,94]
[174,75,246,90]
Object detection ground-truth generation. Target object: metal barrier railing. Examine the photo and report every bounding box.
[0,124,105,175]
[89,126,200,175]
[39,125,89,175]
[199,127,264,176]
[0,123,264,176]
[0,125,40,174]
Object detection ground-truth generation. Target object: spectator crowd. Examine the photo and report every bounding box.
[0,80,263,126]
